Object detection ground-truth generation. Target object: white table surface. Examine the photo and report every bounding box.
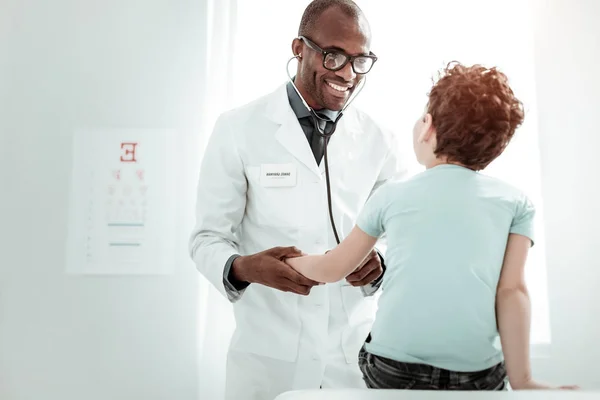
[275,389,599,400]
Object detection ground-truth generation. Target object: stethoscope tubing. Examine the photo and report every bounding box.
[285,55,367,244]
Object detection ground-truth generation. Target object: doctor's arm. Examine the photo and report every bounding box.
[188,113,249,301]
[189,113,321,301]
[286,226,378,283]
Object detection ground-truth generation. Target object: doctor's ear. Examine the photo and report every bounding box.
[291,38,304,60]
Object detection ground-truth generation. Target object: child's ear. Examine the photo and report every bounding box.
[418,113,435,143]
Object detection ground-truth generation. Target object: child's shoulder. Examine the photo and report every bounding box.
[477,172,529,196]
[475,173,533,209]
[374,172,431,204]
[393,169,435,189]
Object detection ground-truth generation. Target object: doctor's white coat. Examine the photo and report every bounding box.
[190,83,408,397]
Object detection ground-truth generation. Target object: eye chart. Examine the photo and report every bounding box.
[65,128,175,275]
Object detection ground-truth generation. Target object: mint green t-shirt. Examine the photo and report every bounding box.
[356,164,535,372]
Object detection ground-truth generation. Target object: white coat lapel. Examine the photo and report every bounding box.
[265,84,321,178]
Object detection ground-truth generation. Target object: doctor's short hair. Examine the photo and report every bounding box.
[427,62,525,171]
[298,0,363,37]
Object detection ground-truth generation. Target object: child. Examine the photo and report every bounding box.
[286,62,577,391]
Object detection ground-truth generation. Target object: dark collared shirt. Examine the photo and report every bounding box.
[286,81,339,147]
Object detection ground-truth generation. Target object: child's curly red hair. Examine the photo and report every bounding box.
[427,62,525,171]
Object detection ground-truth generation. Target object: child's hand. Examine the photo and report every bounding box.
[511,380,549,390]
[511,379,579,390]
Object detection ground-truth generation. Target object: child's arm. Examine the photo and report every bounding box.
[285,226,378,283]
[496,234,578,390]
[496,233,543,389]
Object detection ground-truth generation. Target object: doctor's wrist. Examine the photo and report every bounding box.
[231,256,252,285]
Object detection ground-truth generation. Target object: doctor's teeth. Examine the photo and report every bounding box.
[327,82,348,92]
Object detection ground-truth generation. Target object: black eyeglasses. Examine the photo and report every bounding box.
[299,36,377,75]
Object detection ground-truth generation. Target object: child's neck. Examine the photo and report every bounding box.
[425,158,449,169]
[425,158,469,170]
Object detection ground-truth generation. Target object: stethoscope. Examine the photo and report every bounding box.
[286,55,367,244]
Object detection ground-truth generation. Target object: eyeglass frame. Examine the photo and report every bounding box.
[298,35,378,75]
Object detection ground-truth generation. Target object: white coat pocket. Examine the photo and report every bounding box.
[259,163,297,188]
[245,165,304,228]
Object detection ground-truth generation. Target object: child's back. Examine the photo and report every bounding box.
[286,61,576,390]
[358,164,534,372]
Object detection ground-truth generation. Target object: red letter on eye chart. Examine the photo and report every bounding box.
[120,143,138,163]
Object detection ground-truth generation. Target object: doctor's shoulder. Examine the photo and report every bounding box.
[351,107,412,177]
[351,107,407,160]
[350,108,395,142]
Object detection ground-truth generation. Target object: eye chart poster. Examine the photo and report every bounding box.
[65,128,175,275]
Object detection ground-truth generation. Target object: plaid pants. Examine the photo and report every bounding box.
[358,339,507,391]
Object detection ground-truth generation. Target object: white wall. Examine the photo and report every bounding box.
[531,0,600,389]
[0,0,208,399]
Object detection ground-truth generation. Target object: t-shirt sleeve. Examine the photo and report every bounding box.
[356,183,390,238]
[510,195,536,246]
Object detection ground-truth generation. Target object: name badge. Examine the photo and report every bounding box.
[260,164,297,187]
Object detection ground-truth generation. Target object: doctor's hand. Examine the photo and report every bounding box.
[345,249,382,287]
[231,246,322,295]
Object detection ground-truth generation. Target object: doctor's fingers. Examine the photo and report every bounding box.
[269,246,305,259]
[279,279,313,295]
[357,250,377,269]
[346,258,381,283]
[347,267,382,287]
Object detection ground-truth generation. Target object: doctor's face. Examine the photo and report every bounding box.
[294,8,372,111]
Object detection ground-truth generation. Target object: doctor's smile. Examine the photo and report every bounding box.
[325,79,352,99]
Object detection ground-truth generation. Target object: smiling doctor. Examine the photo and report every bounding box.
[189,1,408,399]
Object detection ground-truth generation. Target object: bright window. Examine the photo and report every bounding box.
[229,0,550,345]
